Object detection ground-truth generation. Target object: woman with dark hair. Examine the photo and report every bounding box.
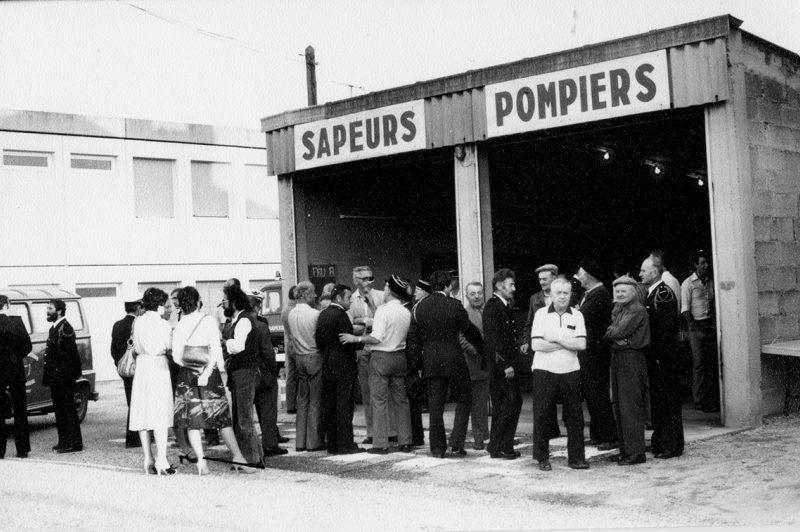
[166,288,197,464]
[129,287,176,475]
[172,286,255,475]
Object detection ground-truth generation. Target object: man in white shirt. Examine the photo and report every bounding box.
[341,275,413,454]
[530,278,589,471]
[288,282,324,452]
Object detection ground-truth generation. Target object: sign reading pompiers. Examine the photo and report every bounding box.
[485,51,670,138]
[294,100,426,170]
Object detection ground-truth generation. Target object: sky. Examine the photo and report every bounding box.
[1,0,799,130]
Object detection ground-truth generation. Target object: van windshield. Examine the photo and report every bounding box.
[30,301,84,333]
[9,303,32,334]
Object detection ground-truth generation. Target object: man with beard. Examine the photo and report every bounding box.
[0,295,33,459]
[43,299,83,453]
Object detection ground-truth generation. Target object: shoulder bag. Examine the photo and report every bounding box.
[182,315,211,370]
[117,320,137,378]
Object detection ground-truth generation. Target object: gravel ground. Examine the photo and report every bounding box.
[3,381,800,530]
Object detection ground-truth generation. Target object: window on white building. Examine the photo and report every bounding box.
[245,165,278,219]
[3,150,51,168]
[191,161,230,218]
[133,158,175,218]
[71,154,114,171]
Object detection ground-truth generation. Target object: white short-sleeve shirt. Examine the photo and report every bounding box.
[530,305,586,374]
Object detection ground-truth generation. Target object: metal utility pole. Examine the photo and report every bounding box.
[305,46,317,106]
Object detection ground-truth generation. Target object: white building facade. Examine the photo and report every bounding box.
[0,109,281,381]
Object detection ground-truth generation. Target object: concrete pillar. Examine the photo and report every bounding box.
[704,30,762,427]
[277,175,298,299]
[454,144,494,303]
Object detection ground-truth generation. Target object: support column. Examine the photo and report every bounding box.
[704,30,762,427]
[454,144,494,303]
[277,175,299,298]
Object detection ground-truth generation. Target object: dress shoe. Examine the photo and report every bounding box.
[472,441,485,451]
[568,460,590,470]
[397,445,414,453]
[286,409,297,415]
[56,446,83,454]
[338,447,365,455]
[584,438,602,446]
[178,451,198,464]
[538,460,552,471]
[362,437,373,445]
[295,447,306,452]
[367,447,388,455]
[17,452,29,459]
[597,441,619,451]
[263,447,289,456]
[431,451,447,459]
[52,444,64,450]
[388,436,398,443]
[411,439,425,447]
[450,447,467,457]
[307,444,327,452]
[607,453,624,463]
[654,450,682,459]
[277,435,290,444]
[125,441,142,449]
[618,454,646,466]
[490,450,517,460]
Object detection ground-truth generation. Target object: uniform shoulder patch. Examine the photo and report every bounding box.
[654,285,675,305]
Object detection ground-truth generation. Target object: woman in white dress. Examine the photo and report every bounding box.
[129,287,175,475]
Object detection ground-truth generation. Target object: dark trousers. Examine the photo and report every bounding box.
[689,319,720,408]
[578,350,618,443]
[426,371,471,455]
[470,378,490,443]
[50,383,82,449]
[408,395,425,445]
[322,378,356,452]
[295,352,323,450]
[647,349,685,454]
[285,350,298,412]
[230,367,270,463]
[487,372,522,454]
[0,379,30,457]
[610,349,648,457]
[532,370,584,462]
[122,376,139,446]
[259,371,279,450]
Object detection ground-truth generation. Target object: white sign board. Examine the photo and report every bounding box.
[485,50,670,138]
[294,100,426,170]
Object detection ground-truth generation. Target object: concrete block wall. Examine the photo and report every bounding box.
[745,47,800,414]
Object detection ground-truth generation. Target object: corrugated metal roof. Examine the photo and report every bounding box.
[669,38,730,108]
[425,89,487,149]
[266,127,295,176]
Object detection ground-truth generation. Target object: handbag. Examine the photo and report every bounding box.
[117,320,137,378]
[181,316,210,370]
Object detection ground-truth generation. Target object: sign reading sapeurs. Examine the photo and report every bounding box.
[485,50,671,138]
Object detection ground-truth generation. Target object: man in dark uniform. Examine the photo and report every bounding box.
[315,284,363,455]
[604,276,650,466]
[0,295,33,459]
[110,292,143,448]
[43,299,83,453]
[640,254,685,459]
[407,270,483,458]
[405,279,431,447]
[484,269,523,460]
[575,258,618,450]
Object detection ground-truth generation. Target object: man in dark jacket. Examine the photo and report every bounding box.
[0,295,33,459]
[575,258,618,449]
[316,284,362,454]
[484,269,524,460]
[407,270,483,458]
[43,299,83,453]
[110,292,143,448]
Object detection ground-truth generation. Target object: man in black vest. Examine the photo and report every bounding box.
[407,270,483,458]
[43,299,83,453]
[0,295,33,459]
[110,292,144,448]
[575,258,618,450]
[316,284,363,454]
[222,285,264,466]
[484,269,523,460]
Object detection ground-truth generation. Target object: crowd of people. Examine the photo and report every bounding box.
[1,249,718,474]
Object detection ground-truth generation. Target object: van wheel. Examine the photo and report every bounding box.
[74,386,89,423]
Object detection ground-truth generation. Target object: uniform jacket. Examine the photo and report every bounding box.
[579,285,613,355]
[482,295,519,374]
[315,304,357,381]
[110,314,135,365]
[255,314,277,376]
[0,314,32,383]
[644,281,680,357]
[522,291,548,341]
[42,319,81,387]
[407,292,483,378]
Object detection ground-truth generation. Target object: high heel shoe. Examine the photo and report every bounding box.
[197,458,209,476]
[154,459,177,476]
[178,451,198,464]
[144,459,157,475]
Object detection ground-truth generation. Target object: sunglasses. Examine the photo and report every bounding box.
[356,276,374,282]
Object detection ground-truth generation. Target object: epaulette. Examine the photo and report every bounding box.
[654,284,675,306]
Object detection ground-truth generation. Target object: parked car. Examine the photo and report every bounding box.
[1,287,98,422]
[259,279,286,366]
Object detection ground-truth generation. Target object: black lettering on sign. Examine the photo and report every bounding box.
[350,120,364,152]
[383,114,398,146]
[609,69,631,107]
[366,117,381,149]
[301,131,315,161]
[400,111,416,142]
[579,76,588,112]
[495,91,513,127]
[332,125,347,156]
[537,82,557,119]
[516,87,535,122]
[558,78,577,116]
[635,64,657,102]
[590,72,607,110]
[317,128,331,158]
